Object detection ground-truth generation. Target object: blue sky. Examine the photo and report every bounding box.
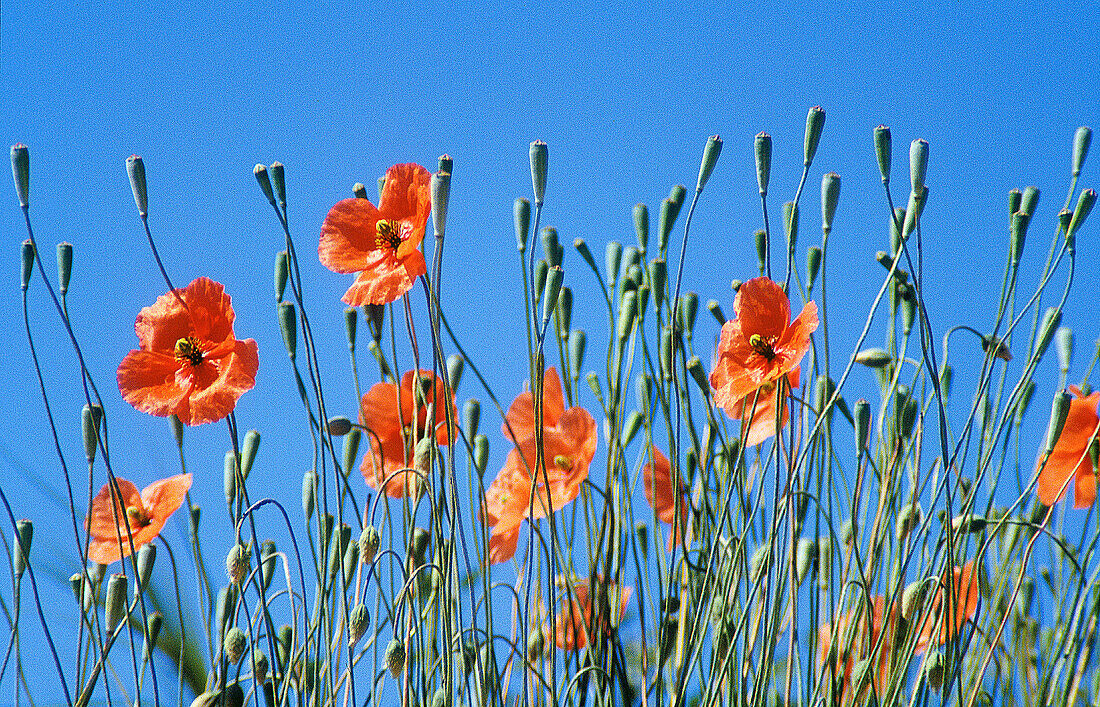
[2,0,1098,699]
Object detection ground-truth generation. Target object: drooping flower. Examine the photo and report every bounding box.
[545,576,633,651]
[642,446,687,550]
[720,368,799,447]
[318,163,431,306]
[1037,385,1100,507]
[359,370,456,499]
[816,595,900,700]
[117,277,258,426]
[710,277,818,408]
[87,474,192,564]
[914,561,980,652]
[483,368,597,564]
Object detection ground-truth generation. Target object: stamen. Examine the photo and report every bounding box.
[749,333,777,361]
[126,505,151,528]
[174,336,204,366]
[376,220,403,250]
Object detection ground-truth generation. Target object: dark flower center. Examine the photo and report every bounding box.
[174,336,204,366]
[126,505,151,528]
[749,333,778,361]
[376,220,403,251]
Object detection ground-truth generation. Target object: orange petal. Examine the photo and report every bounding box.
[488,523,521,565]
[318,198,384,273]
[183,339,259,425]
[734,278,791,340]
[142,473,193,523]
[87,478,143,538]
[117,350,190,418]
[340,250,425,306]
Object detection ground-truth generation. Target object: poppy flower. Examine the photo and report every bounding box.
[720,368,799,447]
[1037,385,1100,507]
[914,561,980,652]
[483,368,597,564]
[816,595,900,700]
[359,370,456,499]
[642,446,688,550]
[545,577,633,651]
[117,277,258,426]
[710,277,818,408]
[87,473,192,564]
[318,163,431,306]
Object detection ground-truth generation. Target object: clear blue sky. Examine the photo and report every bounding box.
[2,0,1098,699]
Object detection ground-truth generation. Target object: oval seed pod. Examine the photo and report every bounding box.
[1072,126,1092,177]
[634,203,649,252]
[873,125,891,183]
[278,301,297,360]
[1044,391,1072,455]
[804,106,826,167]
[1033,307,1062,361]
[569,330,586,377]
[104,573,128,634]
[755,132,772,195]
[12,519,32,580]
[385,637,406,678]
[463,399,481,438]
[302,470,317,521]
[82,404,103,464]
[342,428,361,477]
[529,140,548,204]
[224,626,247,664]
[1056,327,1074,374]
[274,250,289,302]
[514,198,530,251]
[260,540,277,591]
[696,134,722,193]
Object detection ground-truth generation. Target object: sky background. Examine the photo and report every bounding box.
[2,0,1099,701]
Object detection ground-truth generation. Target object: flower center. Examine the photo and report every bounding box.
[554,455,573,471]
[376,219,403,251]
[126,505,151,529]
[174,336,204,366]
[749,333,777,361]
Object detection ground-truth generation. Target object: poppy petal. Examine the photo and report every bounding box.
[341,250,425,306]
[319,198,384,273]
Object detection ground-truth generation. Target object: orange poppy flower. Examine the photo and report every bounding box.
[87,473,193,564]
[483,368,597,564]
[721,368,799,447]
[710,277,818,407]
[117,277,258,426]
[359,370,456,499]
[318,163,431,306]
[545,577,633,651]
[914,561,980,653]
[642,446,687,550]
[1037,385,1100,507]
[816,595,900,700]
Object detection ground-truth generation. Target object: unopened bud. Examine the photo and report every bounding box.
[385,637,406,678]
[348,604,370,648]
[696,135,722,193]
[224,626,247,664]
[105,573,128,634]
[755,132,772,195]
[873,126,891,183]
[226,543,251,585]
[529,140,548,204]
[804,107,826,166]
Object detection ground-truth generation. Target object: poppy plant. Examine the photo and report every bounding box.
[545,577,633,651]
[318,163,432,306]
[87,473,192,564]
[710,277,818,410]
[720,368,799,447]
[642,446,688,550]
[914,561,980,652]
[1037,385,1100,507]
[483,368,597,564]
[359,370,456,499]
[117,277,258,426]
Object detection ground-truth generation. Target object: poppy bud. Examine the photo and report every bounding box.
[821,173,841,232]
[327,523,351,582]
[273,250,289,303]
[191,691,219,707]
[633,203,649,252]
[896,503,923,542]
[253,163,274,204]
[899,396,918,439]
[342,308,358,354]
[696,135,722,193]
[445,354,464,392]
[473,434,489,476]
[122,155,150,218]
[621,410,643,447]
[514,198,530,252]
[573,237,598,279]
[224,626,247,664]
[260,539,277,591]
[266,161,285,205]
[20,240,34,292]
[754,132,772,195]
[541,227,563,268]
[82,404,103,465]
[1044,390,1073,455]
[806,246,822,294]
[617,290,637,340]
[586,371,606,408]
[872,125,891,184]
[678,292,698,339]
[924,650,946,690]
[143,611,162,663]
[348,603,369,648]
[359,526,381,565]
[533,259,548,307]
[621,245,640,289]
[385,637,406,678]
[542,266,564,330]
[342,428,361,478]
[529,140,548,204]
[327,416,352,436]
[431,169,451,237]
[276,624,293,669]
[804,106,826,167]
[12,519,32,580]
[226,543,251,585]
[342,540,359,585]
[909,138,929,194]
[749,544,771,584]
[1008,187,1023,215]
[687,356,709,396]
[855,348,893,368]
[223,451,238,507]
[1020,185,1040,218]
[852,398,871,452]
[600,242,622,294]
[241,430,260,481]
[1068,188,1096,238]
[414,436,434,478]
[11,144,29,208]
[1033,307,1062,361]
[1056,327,1073,374]
[1072,126,1092,177]
[278,301,297,360]
[980,334,1012,362]
[105,573,128,634]
[252,649,270,684]
[56,242,72,295]
[706,299,726,326]
[302,469,317,521]
[660,326,673,381]
[648,258,667,311]
[952,513,987,534]
[795,538,816,585]
[135,543,156,597]
[783,202,799,255]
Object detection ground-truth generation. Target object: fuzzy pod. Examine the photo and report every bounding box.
[821,172,841,232]
[260,539,278,591]
[804,106,826,167]
[278,301,297,360]
[385,637,406,678]
[104,573,128,634]
[11,144,29,208]
[514,198,530,251]
[82,404,103,464]
[1044,391,1073,455]
[873,125,891,183]
[1019,185,1040,218]
[348,603,370,648]
[1072,126,1092,178]
[447,353,464,391]
[541,226,563,268]
[529,140,548,204]
[648,258,667,311]
[431,169,451,237]
[127,155,149,216]
[473,434,489,477]
[12,519,32,580]
[1033,307,1062,361]
[755,132,772,195]
[342,428,361,477]
[909,138,929,194]
[253,163,274,204]
[302,470,317,521]
[696,135,722,193]
[56,242,72,295]
[633,203,649,252]
[224,626,247,664]
[359,526,381,565]
[226,543,251,585]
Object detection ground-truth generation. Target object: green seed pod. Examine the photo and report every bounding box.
[473,434,489,476]
[224,626,247,664]
[687,356,709,396]
[55,242,73,295]
[899,398,919,439]
[755,132,772,195]
[278,301,297,360]
[226,543,251,585]
[348,604,369,648]
[636,373,653,413]
[533,259,548,307]
[621,410,644,447]
[896,503,923,542]
[855,348,893,368]
[1072,126,1092,177]
[633,203,649,252]
[569,329,586,377]
[542,266,564,328]
[223,451,238,507]
[635,522,649,558]
[273,250,289,303]
[1068,188,1096,239]
[604,241,623,293]
[12,519,32,580]
[754,230,768,275]
[1044,390,1073,455]
[432,687,448,707]
[540,226,563,268]
[939,364,953,399]
[11,144,29,208]
[1008,187,1022,215]
[260,540,277,591]
[706,299,726,325]
[648,258,667,311]
[20,240,34,292]
[302,470,317,521]
[617,290,637,340]
[342,428,361,478]
[82,403,103,464]
[253,163,274,204]
[431,169,451,237]
[385,637,406,678]
[241,430,260,480]
[1019,185,1040,218]
[840,520,855,547]
[821,173,841,232]
[463,399,481,438]
[873,125,891,183]
[806,246,822,293]
[923,650,945,689]
[981,335,1012,362]
[696,134,723,193]
[124,154,149,216]
[269,161,286,206]
[143,611,163,663]
[135,543,156,597]
[909,138,929,194]
[105,573,128,634]
[69,573,84,604]
[342,540,359,585]
[1056,327,1074,374]
[327,523,351,582]
[364,303,385,344]
[529,140,548,204]
[952,514,987,534]
[795,538,817,585]
[275,624,293,669]
[816,536,832,589]
[749,544,770,584]
[660,327,673,380]
[252,649,269,684]
[352,182,367,199]
[854,399,872,452]
[783,202,799,254]
[359,526,380,565]
[678,292,698,338]
[804,106,827,167]
[514,198,530,252]
[815,375,836,422]
[190,691,220,707]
